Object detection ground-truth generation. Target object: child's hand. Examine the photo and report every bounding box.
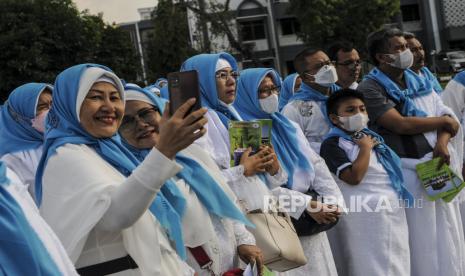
[354,134,376,149]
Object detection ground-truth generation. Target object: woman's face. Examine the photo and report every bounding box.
[79,82,124,138]
[119,100,161,149]
[36,89,52,116]
[215,67,237,104]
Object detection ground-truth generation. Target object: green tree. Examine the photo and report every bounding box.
[0,0,140,102]
[288,0,400,51]
[146,0,198,82]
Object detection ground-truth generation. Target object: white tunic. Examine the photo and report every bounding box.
[40,144,194,276]
[196,110,339,275]
[4,168,78,276]
[441,77,465,238]
[324,138,410,276]
[279,121,342,276]
[402,91,465,276]
[177,144,255,275]
[1,146,42,198]
[282,100,330,153]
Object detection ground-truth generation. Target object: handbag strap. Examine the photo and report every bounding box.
[188,246,215,276]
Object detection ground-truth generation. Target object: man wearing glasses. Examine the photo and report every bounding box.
[327,41,361,89]
[281,48,339,153]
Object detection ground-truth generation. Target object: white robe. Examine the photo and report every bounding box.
[177,144,255,275]
[441,77,465,237]
[326,138,410,276]
[402,91,465,276]
[40,144,194,276]
[1,146,42,199]
[277,121,342,276]
[282,100,330,153]
[195,110,338,275]
[4,168,78,276]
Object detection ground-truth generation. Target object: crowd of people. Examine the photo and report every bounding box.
[1,27,465,276]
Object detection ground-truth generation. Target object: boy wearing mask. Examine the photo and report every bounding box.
[320,89,412,276]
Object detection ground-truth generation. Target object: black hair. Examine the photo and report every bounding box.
[326,88,365,117]
[326,41,355,63]
[366,28,404,66]
[403,32,416,40]
[293,48,323,74]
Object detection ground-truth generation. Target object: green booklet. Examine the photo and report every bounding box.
[229,121,262,167]
[415,157,465,202]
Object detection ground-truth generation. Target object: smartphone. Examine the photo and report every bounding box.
[167,70,202,117]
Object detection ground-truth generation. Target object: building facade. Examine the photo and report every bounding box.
[120,0,465,81]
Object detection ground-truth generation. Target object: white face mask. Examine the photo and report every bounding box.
[386,49,413,69]
[309,65,338,87]
[259,94,279,114]
[338,112,369,132]
[31,109,49,134]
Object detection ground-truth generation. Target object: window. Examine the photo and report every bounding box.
[240,20,266,41]
[401,4,421,22]
[280,18,301,35]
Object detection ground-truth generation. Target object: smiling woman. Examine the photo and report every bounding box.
[79,81,124,138]
[35,63,209,275]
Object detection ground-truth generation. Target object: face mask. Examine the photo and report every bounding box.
[31,109,49,134]
[386,49,414,69]
[259,94,279,114]
[309,65,338,87]
[338,112,369,132]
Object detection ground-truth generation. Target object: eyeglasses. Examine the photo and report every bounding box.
[119,107,159,133]
[215,71,239,81]
[259,86,281,97]
[336,60,361,70]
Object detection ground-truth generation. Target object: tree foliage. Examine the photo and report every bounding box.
[146,0,198,82]
[0,0,140,102]
[288,0,400,51]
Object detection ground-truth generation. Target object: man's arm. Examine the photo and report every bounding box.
[376,108,457,136]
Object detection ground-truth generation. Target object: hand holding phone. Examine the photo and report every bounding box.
[168,70,202,117]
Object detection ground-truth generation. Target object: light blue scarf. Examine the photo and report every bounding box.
[180,53,241,128]
[234,68,312,189]
[122,86,253,252]
[453,71,465,87]
[0,83,51,156]
[420,67,443,93]
[325,127,414,206]
[365,68,432,117]
[0,161,62,275]
[278,73,298,111]
[121,85,188,259]
[287,82,340,123]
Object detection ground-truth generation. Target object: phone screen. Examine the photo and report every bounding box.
[168,70,202,117]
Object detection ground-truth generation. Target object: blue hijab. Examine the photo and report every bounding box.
[154,78,168,89]
[181,53,241,128]
[0,162,62,275]
[453,71,465,87]
[325,127,414,206]
[420,67,443,93]
[235,68,312,189]
[34,63,138,203]
[122,87,253,226]
[279,73,299,111]
[365,68,432,117]
[122,85,188,259]
[0,83,51,156]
